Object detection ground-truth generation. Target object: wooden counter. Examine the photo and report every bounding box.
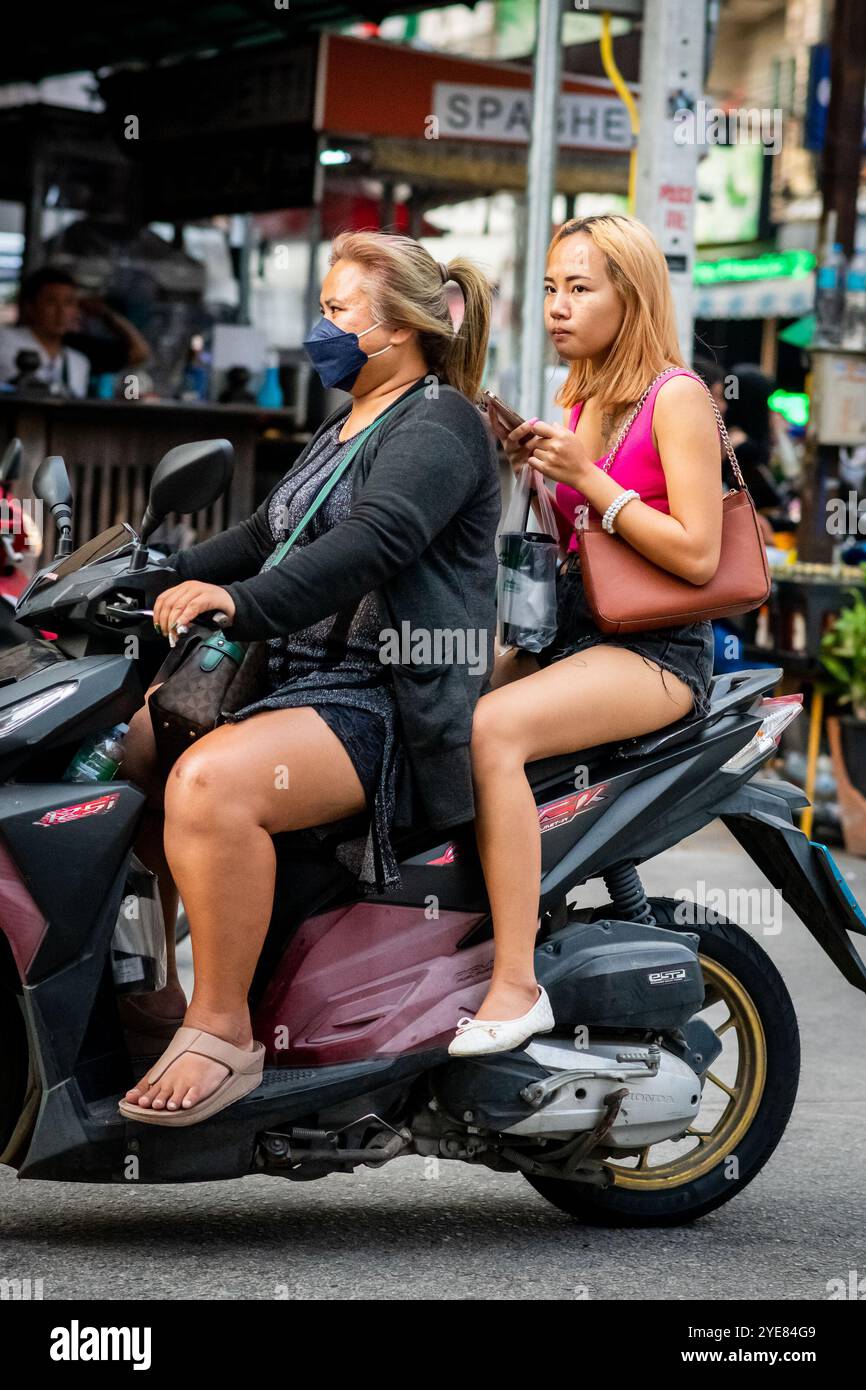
[0,393,306,560]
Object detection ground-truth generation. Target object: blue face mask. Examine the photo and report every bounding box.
[302,317,392,391]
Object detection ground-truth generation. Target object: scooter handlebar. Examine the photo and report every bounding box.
[179,609,233,635]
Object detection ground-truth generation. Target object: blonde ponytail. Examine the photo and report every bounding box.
[440,258,493,401]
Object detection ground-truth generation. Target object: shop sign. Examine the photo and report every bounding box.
[432,83,632,152]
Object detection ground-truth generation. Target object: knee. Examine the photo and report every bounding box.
[471,698,525,778]
[164,743,236,828]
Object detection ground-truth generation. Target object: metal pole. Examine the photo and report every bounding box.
[21,147,47,280]
[635,0,706,362]
[237,214,254,326]
[299,136,327,429]
[518,0,563,420]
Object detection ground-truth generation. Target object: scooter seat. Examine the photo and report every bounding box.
[307,669,777,857]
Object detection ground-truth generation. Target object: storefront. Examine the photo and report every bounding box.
[693,248,816,383]
[0,28,637,553]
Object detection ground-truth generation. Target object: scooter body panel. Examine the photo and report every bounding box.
[0,652,141,780]
[254,902,493,1064]
[0,780,143,981]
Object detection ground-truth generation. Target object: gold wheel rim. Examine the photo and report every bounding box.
[606,954,766,1191]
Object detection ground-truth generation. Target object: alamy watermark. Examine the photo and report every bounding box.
[378,623,488,678]
[0,496,44,547]
[0,1276,44,1300]
[826,492,866,537]
[674,881,782,935]
[674,99,783,155]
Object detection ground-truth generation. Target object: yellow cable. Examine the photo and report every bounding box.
[800,687,823,839]
[600,12,640,212]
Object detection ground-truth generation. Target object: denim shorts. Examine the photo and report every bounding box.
[314,702,386,805]
[535,558,715,718]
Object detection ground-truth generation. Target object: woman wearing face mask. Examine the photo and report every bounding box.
[117,231,500,1125]
[451,214,723,1058]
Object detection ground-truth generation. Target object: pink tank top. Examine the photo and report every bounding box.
[553,367,699,554]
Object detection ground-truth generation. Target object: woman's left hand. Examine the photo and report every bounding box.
[527,420,592,489]
[153,582,236,643]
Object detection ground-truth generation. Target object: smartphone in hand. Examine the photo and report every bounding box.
[481,390,526,433]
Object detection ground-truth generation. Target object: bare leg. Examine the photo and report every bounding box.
[119,686,184,1021]
[470,646,694,1022]
[124,707,368,1112]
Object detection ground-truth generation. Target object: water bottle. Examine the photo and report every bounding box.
[842,243,866,352]
[815,241,846,347]
[64,723,129,783]
[180,335,210,401]
[257,350,284,408]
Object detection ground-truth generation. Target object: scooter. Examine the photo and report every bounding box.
[1,440,865,1226]
[0,439,34,652]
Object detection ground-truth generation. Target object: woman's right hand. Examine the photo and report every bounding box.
[153,581,236,645]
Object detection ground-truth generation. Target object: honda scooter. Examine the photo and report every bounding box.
[1,440,864,1226]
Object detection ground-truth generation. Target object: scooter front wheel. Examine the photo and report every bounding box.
[525,897,800,1226]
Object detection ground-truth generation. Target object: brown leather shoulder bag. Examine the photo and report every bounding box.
[576,368,771,634]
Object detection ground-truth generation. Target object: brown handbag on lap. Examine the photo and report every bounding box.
[576,368,771,635]
[149,633,270,779]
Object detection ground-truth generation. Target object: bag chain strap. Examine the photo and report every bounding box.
[599,366,746,489]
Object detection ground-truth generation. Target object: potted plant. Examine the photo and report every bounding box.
[820,579,866,854]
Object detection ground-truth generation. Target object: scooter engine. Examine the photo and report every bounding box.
[433,1037,702,1147]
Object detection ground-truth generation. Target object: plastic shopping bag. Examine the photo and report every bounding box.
[111,854,167,994]
[497,465,560,652]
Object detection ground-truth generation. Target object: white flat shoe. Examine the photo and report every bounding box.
[447,986,555,1057]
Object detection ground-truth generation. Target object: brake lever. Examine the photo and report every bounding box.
[105,605,154,620]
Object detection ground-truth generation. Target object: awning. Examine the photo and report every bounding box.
[694,275,815,321]
[0,1,465,83]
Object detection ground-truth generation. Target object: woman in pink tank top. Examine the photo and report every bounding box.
[449,214,723,1059]
[554,369,691,550]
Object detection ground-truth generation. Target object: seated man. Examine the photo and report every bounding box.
[0,266,150,398]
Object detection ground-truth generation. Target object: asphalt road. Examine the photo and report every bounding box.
[2,821,865,1301]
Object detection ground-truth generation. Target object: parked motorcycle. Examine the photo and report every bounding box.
[0,439,34,652]
[1,441,864,1226]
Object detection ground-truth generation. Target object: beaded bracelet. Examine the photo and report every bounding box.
[601,488,639,534]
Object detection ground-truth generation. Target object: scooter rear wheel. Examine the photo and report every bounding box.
[525,897,800,1226]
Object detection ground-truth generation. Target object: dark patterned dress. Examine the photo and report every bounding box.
[220,418,403,890]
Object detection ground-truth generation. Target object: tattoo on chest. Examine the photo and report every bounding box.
[600,410,618,448]
[599,400,641,453]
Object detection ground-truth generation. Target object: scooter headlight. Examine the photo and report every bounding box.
[0,681,79,738]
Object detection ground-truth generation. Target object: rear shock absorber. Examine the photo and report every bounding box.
[602,862,655,925]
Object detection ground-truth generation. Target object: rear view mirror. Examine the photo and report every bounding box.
[33,455,74,558]
[33,455,72,512]
[0,439,22,485]
[140,439,234,543]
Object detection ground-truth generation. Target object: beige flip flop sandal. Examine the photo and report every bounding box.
[118,1026,265,1127]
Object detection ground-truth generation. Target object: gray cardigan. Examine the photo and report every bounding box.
[167,380,501,830]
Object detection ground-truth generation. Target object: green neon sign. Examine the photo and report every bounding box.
[769,389,810,428]
[695,249,815,286]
